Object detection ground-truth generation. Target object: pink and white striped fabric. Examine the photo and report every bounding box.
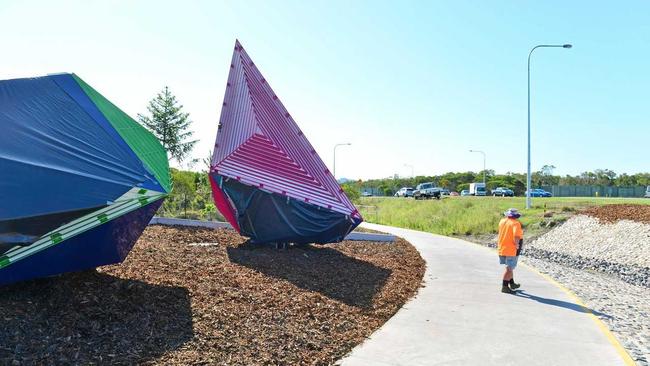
[211,40,361,219]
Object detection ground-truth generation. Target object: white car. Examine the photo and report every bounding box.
[645,186,650,198]
[395,187,414,197]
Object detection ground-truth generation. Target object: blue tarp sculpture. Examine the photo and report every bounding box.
[0,74,170,286]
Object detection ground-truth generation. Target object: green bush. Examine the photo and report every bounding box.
[342,184,361,203]
[456,183,469,192]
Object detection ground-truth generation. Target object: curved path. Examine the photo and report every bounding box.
[340,223,634,366]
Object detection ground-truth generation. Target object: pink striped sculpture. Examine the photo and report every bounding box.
[209,40,362,244]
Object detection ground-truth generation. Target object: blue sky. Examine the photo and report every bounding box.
[1,1,647,180]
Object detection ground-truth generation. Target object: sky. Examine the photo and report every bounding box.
[0,1,648,180]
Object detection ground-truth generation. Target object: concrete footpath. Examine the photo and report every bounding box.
[340,223,635,366]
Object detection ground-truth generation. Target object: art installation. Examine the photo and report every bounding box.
[0,73,170,286]
[209,40,362,244]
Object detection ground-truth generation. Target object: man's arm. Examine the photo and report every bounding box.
[514,223,523,255]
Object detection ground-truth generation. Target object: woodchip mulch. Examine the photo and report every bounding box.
[581,204,650,224]
[0,225,424,365]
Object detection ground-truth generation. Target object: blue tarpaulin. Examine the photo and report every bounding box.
[0,73,170,286]
[0,75,152,220]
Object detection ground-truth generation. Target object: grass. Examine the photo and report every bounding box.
[357,196,650,237]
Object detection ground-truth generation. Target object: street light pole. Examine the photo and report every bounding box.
[469,150,486,185]
[333,143,351,179]
[527,44,572,209]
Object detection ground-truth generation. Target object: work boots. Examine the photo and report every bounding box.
[509,279,521,290]
[501,284,516,294]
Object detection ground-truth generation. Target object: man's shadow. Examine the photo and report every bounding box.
[515,290,612,319]
[227,243,391,308]
[0,270,194,364]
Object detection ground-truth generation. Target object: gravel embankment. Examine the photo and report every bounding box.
[0,225,425,365]
[525,215,650,287]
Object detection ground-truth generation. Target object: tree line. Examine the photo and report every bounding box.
[342,167,650,197]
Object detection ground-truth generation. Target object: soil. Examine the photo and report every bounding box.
[581,204,650,224]
[0,225,425,365]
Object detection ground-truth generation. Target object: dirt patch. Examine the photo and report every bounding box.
[581,204,650,224]
[0,225,424,365]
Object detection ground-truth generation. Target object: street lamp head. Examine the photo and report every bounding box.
[563,44,572,49]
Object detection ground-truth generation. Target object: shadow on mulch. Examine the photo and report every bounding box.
[0,270,193,365]
[227,244,392,308]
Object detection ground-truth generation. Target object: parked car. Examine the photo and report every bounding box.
[361,191,373,197]
[450,191,460,197]
[413,182,441,200]
[460,189,470,196]
[645,186,650,198]
[395,187,414,197]
[525,188,552,197]
[491,187,514,197]
[439,188,450,196]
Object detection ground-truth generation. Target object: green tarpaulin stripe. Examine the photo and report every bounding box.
[72,74,171,193]
[138,188,148,195]
[97,213,109,223]
[0,256,9,267]
[2,194,166,267]
[139,197,148,206]
[50,233,63,244]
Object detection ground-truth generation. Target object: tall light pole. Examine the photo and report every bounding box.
[469,150,486,184]
[333,143,351,179]
[404,163,414,178]
[527,44,572,209]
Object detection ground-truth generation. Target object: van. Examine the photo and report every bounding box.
[469,182,486,196]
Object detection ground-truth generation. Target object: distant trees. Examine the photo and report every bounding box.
[138,86,197,163]
[160,168,223,221]
[344,168,650,197]
[541,164,556,176]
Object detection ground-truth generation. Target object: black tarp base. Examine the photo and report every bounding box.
[215,174,361,244]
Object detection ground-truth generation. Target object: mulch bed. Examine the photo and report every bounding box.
[0,225,425,365]
[581,204,650,224]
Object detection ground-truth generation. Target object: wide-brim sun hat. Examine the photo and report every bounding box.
[504,208,521,218]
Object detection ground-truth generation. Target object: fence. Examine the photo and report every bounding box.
[540,185,647,198]
[361,187,386,196]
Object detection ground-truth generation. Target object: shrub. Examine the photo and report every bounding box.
[342,184,361,203]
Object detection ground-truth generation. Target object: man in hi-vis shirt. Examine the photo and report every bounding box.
[497,208,523,294]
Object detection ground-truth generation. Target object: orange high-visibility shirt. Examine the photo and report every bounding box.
[497,218,523,256]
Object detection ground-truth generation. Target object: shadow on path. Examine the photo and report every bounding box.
[0,270,193,364]
[227,244,391,308]
[515,290,612,319]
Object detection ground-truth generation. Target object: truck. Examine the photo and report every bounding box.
[469,182,486,196]
[413,182,441,200]
[491,187,514,197]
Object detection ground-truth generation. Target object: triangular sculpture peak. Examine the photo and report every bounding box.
[209,40,362,244]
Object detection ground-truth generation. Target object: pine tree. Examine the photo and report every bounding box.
[138,86,197,163]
